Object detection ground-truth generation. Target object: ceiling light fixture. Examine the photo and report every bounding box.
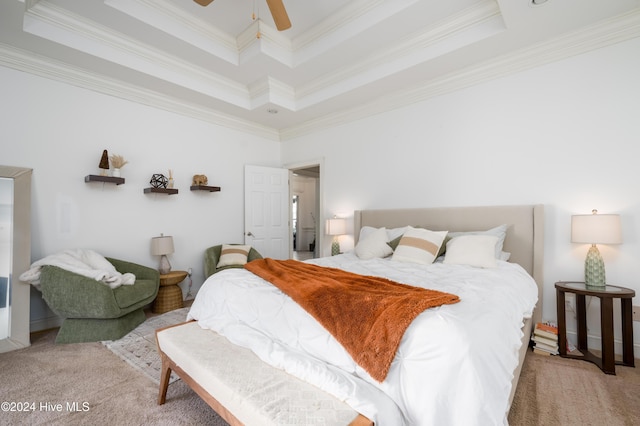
[253,0,261,39]
[530,0,549,6]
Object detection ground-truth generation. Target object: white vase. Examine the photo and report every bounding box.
[112,168,121,177]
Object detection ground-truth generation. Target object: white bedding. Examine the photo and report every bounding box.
[187,253,538,425]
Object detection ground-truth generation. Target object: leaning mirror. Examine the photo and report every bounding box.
[0,166,32,352]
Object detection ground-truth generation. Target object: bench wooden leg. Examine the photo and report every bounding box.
[157,351,172,405]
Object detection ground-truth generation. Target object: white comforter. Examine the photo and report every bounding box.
[187,253,538,425]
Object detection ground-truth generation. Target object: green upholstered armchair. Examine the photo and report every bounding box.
[39,257,159,344]
[203,245,263,279]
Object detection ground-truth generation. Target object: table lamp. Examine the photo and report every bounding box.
[151,234,174,274]
[571,209,621,288]
[326,217,346,256]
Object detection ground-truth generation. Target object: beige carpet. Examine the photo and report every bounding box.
[0,321,227,426]
[1,316,638,425]
[509,350,640,426]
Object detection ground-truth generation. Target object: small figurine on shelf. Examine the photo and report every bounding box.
[167,169,174,189]
[109,154,128,178]
[192,174,208,186]
[99,150,109,176]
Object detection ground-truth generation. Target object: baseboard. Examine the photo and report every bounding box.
[565,330,640,360]
[30,314,62,333]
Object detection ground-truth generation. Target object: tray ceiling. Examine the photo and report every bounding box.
[1,0,639,139]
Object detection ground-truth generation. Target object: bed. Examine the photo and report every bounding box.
[178,204,544,425]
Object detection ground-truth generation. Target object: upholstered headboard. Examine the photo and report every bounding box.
[354,204,544,325]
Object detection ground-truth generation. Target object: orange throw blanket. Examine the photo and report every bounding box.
[245,258,460,382]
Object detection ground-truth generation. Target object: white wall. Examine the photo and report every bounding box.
[0,66,281,330]
[282,37,640,356]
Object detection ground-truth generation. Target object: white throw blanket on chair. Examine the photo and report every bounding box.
[19,249,136,290]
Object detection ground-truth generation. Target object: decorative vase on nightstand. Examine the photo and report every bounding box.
[584,244,606,288]
[331,239,340,256]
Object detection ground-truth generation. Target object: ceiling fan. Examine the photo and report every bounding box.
[193,0,292,31]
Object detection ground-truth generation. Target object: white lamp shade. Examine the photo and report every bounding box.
[571,214,622,245]
[326,218,346,236]
[151,235,174,255]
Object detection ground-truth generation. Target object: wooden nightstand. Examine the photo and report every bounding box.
[152,270,188,314]
[555,281,635,374]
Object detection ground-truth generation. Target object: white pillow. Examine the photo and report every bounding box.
[443,235,499,268]
[358,226,379,242]
[358,226,409,243]
[447,224,508,258]
[386,226,409,241]
[391,227,448,265]
[217,244,251,267]
[355,227,393,259]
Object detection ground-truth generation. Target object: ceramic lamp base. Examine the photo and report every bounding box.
[159,255,172,275]
[331,240,340,256]
[584,244,606,288]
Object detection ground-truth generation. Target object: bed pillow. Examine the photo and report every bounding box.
[391,227,448,265]
[359,226,409,243]
[387,235,403,251]
[217,244,251,268]
[358,226,379,242]
[355,227,393,259]
[387,226,409,241]
[443,235,499,268]
[446,224,508,258]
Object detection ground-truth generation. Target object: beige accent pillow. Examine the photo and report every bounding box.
[443,235,499,268]
[217,244,251,268]
[355,227,393,259]
[391,226,448,265]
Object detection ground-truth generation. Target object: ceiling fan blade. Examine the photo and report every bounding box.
[193,0,214,6]
[265,0,291,31]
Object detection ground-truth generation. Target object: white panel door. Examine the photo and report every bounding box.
[244,165,290,259]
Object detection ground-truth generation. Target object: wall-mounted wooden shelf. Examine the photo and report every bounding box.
[144,187,178,195]
[190,185,221,192]
[85,174,125,185]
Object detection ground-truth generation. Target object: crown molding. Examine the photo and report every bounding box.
[248,76,296,110]
[0,43,280,141]
[105,0,239,65]
[295,0,502,106]
[4,4,639,142]
[291,0,417,64]
[20,0,504,115]
[25,0,250,107]
[281,8,640,140]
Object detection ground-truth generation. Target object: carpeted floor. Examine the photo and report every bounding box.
[1,309,638,425]
[508,350,640,426]
[0,324,228,426]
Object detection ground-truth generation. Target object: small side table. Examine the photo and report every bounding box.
[555,281,635,374]
[152,270,188,314]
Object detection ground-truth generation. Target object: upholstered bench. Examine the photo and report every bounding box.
[155,321,372,426]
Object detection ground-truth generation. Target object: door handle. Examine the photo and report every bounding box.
[246,231,253,237]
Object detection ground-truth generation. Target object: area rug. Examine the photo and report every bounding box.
[102,307,190,385]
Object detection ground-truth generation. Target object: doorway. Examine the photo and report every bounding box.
[290,165,320,261]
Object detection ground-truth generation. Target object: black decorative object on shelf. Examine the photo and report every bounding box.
[150,174,168,189]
